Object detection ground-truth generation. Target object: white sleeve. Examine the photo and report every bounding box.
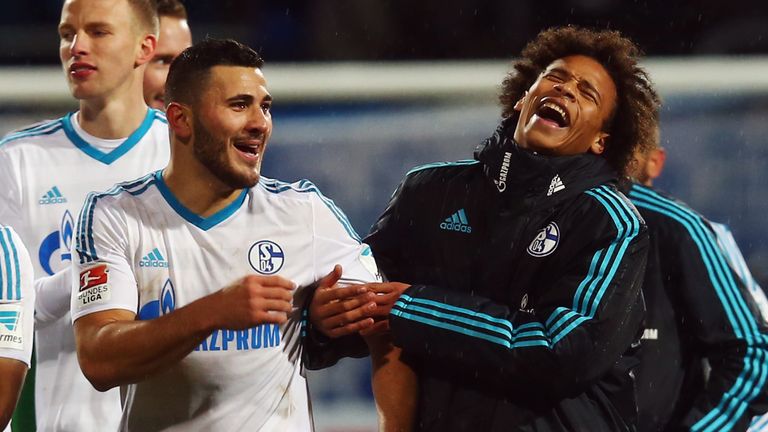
[33,267,74,328]
[0,226,35,366]
[310,189,381,284]
[71,195,139,322]
[0,150,23,229]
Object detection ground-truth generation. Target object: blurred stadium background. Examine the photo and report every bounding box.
[2,1,768,431]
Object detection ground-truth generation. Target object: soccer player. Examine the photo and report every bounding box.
[0,0,167,430]
[71,38,380,430]
[143,0,192,111]
[628,137,768,431]
[0,226,34,432]
[358,27,660,431]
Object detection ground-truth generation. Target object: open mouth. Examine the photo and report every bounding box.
[535,101,569,128]
[234,142,261,160]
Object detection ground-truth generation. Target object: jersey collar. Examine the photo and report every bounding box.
[62,109,157,165]
[154,170,248,231]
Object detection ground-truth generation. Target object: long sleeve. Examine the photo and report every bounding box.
[369,179,647,401]
[630,185,768,432]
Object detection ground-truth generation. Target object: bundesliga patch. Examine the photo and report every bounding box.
[77,264,111,308]
[0,303,24,350]
[527,222,560,257]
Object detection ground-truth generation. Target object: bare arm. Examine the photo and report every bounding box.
[74,274,294,391]
[0,358,27,430]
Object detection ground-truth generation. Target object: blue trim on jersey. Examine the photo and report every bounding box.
[153,110,167,124]
[154,170,247,231]
[77,173,157,264]
[406,159,479,176]
[62,109,157,165]
[0,120,64,147]
[0,227,21,301]
[260,177,362,242]
[629,184,768,432]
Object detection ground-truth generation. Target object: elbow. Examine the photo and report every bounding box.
[78,356,120,392]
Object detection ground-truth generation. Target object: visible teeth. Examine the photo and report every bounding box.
[542,102,566,123]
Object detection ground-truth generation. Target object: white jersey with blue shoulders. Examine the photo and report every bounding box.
[0,109,169,431]
[0,225,35,432]
[71,171,380,432]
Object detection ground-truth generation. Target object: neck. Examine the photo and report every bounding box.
[163,148,244,218]
[77,75,149,139]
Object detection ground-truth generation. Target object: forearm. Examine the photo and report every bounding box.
[366,334,417,432]
[0,359,27,430]
[34,267,73,327]
[75,296,218,391]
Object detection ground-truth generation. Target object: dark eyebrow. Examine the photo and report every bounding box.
[225,94,273,104]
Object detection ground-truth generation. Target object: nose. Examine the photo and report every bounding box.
[553,80,576,101]
[246,106,270,135]
[69,32,88,57]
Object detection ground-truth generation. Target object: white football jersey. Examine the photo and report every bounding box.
[71,171,380,432]
[0,225,34,432]
[0,109,170,431]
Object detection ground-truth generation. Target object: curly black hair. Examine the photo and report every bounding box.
[499,26,661,175]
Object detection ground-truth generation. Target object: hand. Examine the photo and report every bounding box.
[212,274,295,329]
[359,282,411,337]
[309,265,378,338]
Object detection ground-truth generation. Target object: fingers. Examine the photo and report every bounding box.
[314,290,376,320]
[359,320,390,337]
[245,274,296,290]
[324,317,375,338]
[317,265,343,289]
[314,283,368,304]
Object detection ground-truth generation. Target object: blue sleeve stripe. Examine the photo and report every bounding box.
[0,227,21,301]
[392,306,549,349]
[630,184,768,431]
[398,294,517,333]
[0,121,64,147]
[393,296,552,349]
[260,178,361,242]
[76,173,157,264]
[547,186,639,343]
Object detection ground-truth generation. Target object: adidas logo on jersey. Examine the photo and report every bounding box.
[547,175,565,196]
[38,186,68,205]
[439,208,472,233]
[139,248,169,268]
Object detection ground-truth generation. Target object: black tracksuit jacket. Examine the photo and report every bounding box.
[628,183,768,432]
[364,123,649,431]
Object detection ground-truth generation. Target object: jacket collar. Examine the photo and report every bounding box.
[474,120,617,202]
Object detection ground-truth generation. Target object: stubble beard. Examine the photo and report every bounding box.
[192,116,260,190]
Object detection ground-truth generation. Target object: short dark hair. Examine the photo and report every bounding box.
[128,0,160,34]
[156,0,187,20]
[165,38,264,107]
[499,26,661,175]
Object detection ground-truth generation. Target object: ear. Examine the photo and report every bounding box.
[590,132,609,155]
[166,102,192,142]
[513,91,528,112]
[645,147,666,181]
[135,33,157,67]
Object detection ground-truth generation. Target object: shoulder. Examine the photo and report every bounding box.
[83,171,160,214]
[0,225,30,302]
[0,117,66,150]
[404,159,481,182]
[579,184,645,239]
[627,183,707,229]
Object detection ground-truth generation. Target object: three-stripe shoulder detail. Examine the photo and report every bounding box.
[76,172,158,264]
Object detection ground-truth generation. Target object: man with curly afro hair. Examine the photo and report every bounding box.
[348,26,663,431]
